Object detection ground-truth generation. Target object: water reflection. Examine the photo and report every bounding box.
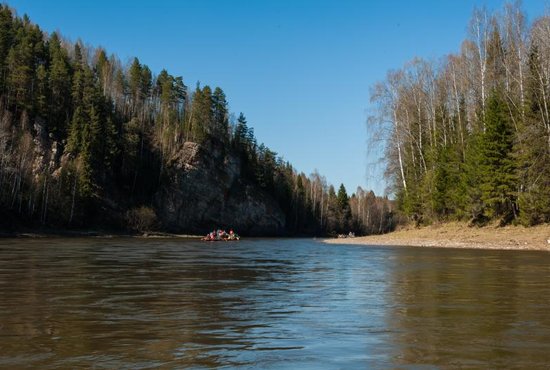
[1,238,550,368]
[386,248,550,368]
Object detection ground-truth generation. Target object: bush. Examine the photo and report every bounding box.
[126,206,157,233]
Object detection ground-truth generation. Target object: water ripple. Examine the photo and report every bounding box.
[1,238,550,368]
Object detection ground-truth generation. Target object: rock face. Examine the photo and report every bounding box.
[32,119,60,180]
[154,141,286,236]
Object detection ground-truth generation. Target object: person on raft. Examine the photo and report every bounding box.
[202,229,240,241]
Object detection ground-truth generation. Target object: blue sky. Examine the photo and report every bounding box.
[7,0,548,195]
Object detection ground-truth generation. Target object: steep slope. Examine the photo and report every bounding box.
[155,141,285,235]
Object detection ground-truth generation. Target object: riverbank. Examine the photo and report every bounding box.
[324,222,550,251]
[0,229,202,239]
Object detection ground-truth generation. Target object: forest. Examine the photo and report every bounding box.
[0,5,394,236]
[370,2,550,226]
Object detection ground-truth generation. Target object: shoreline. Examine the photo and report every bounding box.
[0,230,202,239]
[323,222,550,251]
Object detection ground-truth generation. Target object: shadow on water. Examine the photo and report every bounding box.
[1,238,550,368]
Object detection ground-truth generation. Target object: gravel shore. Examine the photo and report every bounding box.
[324,222,550,251]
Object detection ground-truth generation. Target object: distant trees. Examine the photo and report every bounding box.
[370,2,550,226]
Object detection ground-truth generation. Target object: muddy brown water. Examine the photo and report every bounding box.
[1,238,550,368]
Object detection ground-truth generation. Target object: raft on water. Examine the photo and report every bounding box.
[202,229,240,241]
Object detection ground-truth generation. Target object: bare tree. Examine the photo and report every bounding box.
[469,7,491,122]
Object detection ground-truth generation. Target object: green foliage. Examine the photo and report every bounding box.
[0,8,392,236]
[187,84,213,142]
[212,87,229,141]
[140,65,152,99]
[34,64,48,117]
[337,183,349,210]
[368,3,550,229]
[77,146,94,199]
[0,5,14,90]
[128,57,142,103]
[432,145,468,219]
[48,32,72,137]
[233,112,248,151]
[478,91,517,220]
[66,106,85,154]
[515,63,550,225]
[336,183,352,231]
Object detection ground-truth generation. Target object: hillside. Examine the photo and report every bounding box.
[0,5,394,236]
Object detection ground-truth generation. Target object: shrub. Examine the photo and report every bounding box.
[126,206,157,233]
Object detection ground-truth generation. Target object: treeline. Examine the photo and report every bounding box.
[370,2,550,226]
[0,5,394,235]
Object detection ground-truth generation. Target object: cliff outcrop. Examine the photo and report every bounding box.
[154,141,286,236]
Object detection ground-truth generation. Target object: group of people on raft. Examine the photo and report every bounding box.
[202,229,240,241]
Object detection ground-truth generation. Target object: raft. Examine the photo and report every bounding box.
[202,229,240,241]
[202,236,240,241]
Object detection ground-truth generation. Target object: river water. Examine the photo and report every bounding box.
[1,238,550,369]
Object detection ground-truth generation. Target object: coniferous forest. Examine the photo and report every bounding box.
[0,5,394,236]
[370,3,550,227]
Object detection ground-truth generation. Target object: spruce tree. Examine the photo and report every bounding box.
[478,91,517,221]
[66,106,85,154]
[89,105,102,169]
[516,44,550,224]
[337,183,352,231]
[233,112,248,151]
[128,57,142,105]
[432,145,467,219]
[48,32,71,138]
[212,87,229,140]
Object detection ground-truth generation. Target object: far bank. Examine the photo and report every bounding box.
[324,222,550,251]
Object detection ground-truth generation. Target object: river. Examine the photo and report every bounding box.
[1,238,550,368]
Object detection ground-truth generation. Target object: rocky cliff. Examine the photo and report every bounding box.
[154,141,286,236]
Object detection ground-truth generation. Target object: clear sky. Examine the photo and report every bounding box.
[6,0,548,195]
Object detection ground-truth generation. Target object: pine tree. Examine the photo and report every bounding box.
[173,76,186,117]
[188,84,212,142]
[212,87,229,141]
[95,48,110,93]
[140,65,152,102]
[156,69,172,109]
[34,64,48,117]
[48,32,71,137]
[128,57,142,106]
[6,29,34,110]
[0,5,14,90]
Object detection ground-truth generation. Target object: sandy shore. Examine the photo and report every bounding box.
[324,222,550,251]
